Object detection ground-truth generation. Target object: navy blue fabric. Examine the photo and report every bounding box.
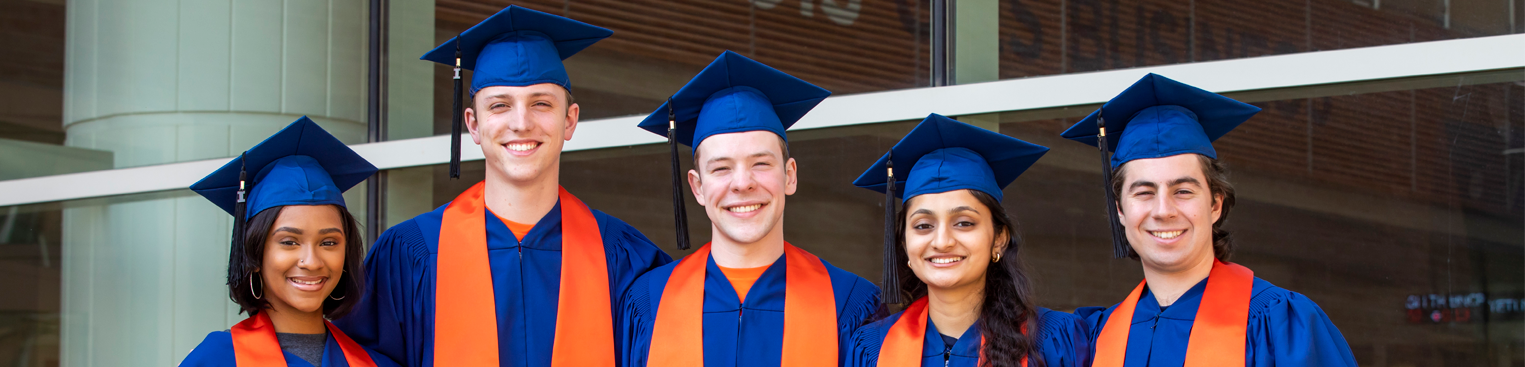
[331,201,673,367]
[853,113,1048,203]
[1059,73,1262,168]
[420,5,611,92]
[180,329,401,367]
[191,117,376,219]
[636,51,830,148]
[844,307,1092,367]
[619,251,882,367]
[1074,277,1357,367]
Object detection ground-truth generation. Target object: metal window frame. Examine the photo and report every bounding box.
[1,34,1521,208]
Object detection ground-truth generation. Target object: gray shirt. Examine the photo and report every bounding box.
[276,331,327,366]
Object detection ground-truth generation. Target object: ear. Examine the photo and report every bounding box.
[563,102,580,141]
[991,227,1011,256]
[1210,192,1224,223]
[688,168,705,207]
[464,104,482,145]
[783,157,798,196]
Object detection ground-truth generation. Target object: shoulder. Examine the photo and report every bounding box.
[845,310,903,367]
[363,348,404,367]
[1247,277,1315,317]
[371,205,445,257]
[590,209,672,262]
[623,257,683,309]
[1034,307,1090,343]
[180,331,234,366]
[819,257,882,316]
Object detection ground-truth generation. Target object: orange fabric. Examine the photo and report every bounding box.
[877,298,1026,367]
[435,182,500,366]
[647,243,711,366]
[717,264,770,302]
[549,187,616,367]
[435,182,615,367]
[648,243,838,367]
[495,215,535,242]
[230,312,378,367]
[1094,261,1255,367]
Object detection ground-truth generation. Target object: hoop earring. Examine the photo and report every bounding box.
[329,283,345,301]
[249,275,263,300]
[993,252,1002,262]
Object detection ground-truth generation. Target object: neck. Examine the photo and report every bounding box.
[925,278,985,339]
[263,306,326,334]
[1141,250,1216,307]
[709,225,786,268]
[483,166,560,224]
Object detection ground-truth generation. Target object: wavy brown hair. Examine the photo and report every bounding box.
[893,189,1041,367]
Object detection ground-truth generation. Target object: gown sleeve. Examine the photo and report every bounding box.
[616,268,661,367]
[332,218,431,367]
[595,211,674,301]
[1033,309,1093,367]
[179,331,234,367]
[833,273,885,367]
[1246,289,1358,367]
[842,315,895,367]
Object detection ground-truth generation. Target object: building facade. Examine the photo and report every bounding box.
[0,0,1521,365]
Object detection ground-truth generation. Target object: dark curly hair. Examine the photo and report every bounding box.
[227,205,367,319]
[1110,154,1236,262]
[892,189,1041,367]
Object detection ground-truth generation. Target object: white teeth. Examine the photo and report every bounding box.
[507,142,537,152]
[928,257,964,264]
[727,204,762,213]
[291,278,323,285]
[1151,230,1183,239]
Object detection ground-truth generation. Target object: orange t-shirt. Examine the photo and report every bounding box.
[495,215,535,242]
[717,265,771,302]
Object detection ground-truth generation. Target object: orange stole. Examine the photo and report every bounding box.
[230,312,378,367]
[1093,260,1254,367]
[876,298,1026,367]
[647,243,838,367]
[434,182,615,366]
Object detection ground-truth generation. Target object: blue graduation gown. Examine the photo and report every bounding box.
[332,201,674,367]
[619,252,882,367]
[843,307,1092,367]
[180,330,402,367]
[1075,277,1357,367]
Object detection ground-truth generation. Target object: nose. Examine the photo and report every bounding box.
[729,166,758,193]
[930,225,957,252]
[297,243,325,271]
[1150,193,1180,221]
[505,103,534,133]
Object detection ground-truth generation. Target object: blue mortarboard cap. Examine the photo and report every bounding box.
[1060,73,1261,168]
[853,114,1049,203]
[421,5,612,93]
[191,117,377,219]
[637,51,831,147]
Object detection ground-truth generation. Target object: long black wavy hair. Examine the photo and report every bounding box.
[892,189,1041,367]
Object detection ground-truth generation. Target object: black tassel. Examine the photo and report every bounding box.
[449,38,463,179]
[229,152,250,281]
[1096,115,1129,258]
[667,100,691,251]
[881,150,901,305]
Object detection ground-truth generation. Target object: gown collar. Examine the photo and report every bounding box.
[702,252,787,312]
[1132,276,1211,324]
[484,200,562,250]
[923,314,984,358]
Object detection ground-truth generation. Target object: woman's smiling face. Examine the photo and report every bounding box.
[903,190,1007,293]
[258,205,348,315]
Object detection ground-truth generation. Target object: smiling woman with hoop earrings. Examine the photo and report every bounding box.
[181,117,398,367]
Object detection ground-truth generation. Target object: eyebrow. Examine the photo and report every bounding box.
[704,151,777,166]
[1128,176,1202,191]
[318,228,343,235]
[950,206,980,215]
[273,227,302,235]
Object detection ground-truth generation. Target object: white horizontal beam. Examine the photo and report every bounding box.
[2,34,1522,207]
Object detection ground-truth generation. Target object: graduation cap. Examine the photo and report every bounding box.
[421,5,612,178]
[636,51,831,250]
[1059,73,1261,258]
[190,117,378,283]
[852,113,1049,304]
